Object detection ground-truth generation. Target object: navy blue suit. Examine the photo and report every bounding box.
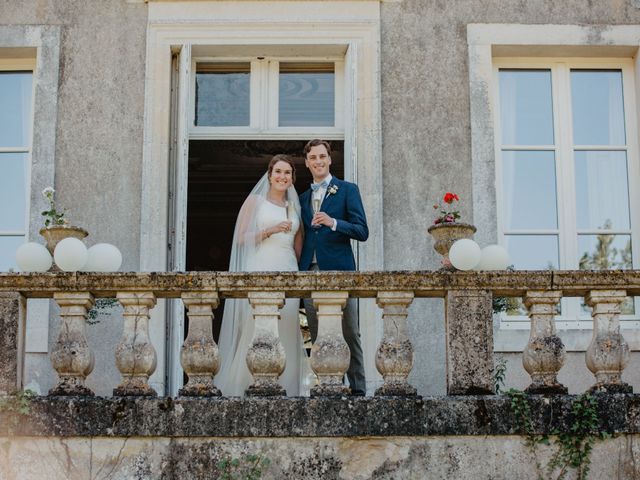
[299,178,369,271]
[299,177,368,395]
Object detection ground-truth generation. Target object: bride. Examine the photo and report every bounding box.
[216,154,307,396]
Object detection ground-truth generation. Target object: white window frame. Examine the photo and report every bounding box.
[467,24,640,351]
[493,57,640,330]
[190,56,345,139]
[142,1,383,395]
[0,58,35,268]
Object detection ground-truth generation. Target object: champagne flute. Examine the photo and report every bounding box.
[312,198,321,229]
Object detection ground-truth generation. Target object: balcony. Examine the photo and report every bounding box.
[1,270,640,478]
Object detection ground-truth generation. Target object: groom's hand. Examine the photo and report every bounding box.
[311,212,335,228]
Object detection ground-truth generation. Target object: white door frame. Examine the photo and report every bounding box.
[142,1,383,396]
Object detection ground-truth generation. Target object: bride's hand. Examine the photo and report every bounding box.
[269,220,293,235]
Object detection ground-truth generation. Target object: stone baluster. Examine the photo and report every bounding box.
[245,292,286,396]
[179,292,221,397]
[114,292,158,396]
[522,291,567,394]
[49,292,95,396]
[310,291,350,396]
[445,289,494,395]
[585,290,632,393]
[375,291,416,396]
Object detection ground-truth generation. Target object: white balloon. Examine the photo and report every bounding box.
[54,237,88,272]
[478,244,510,270]
[15,242,53,272]
[83,243,122,272]
[449,239,482,271]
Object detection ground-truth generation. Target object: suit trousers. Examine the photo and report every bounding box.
[303,265,366,395]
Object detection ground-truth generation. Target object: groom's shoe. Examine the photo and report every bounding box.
[350,390,365,397]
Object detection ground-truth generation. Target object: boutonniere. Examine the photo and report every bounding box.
[327,184,339,197]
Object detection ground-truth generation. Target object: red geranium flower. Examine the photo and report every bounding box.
[443,192,459,204]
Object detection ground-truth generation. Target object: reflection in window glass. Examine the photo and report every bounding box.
[571,70,625,146]
[0,153,26,231]
[195,63,250,127]
[499,69,554,146]
[279,63,334,127]
[578,234,632,270]
[502,151,558,230]
[0,236,24,272]
[0,72,32,148]
[578,234,634,315]
[575,151,629,230]
[505,235,559,270]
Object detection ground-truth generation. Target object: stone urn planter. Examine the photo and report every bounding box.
[40,225,89,271]
[427,222,477,270]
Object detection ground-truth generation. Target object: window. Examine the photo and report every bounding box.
[494,58,639,323]
[0,65,33,271]
[191,58,343,138]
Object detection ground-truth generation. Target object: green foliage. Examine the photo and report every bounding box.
[87,297,119,324]
[216,454,271,480]
[547,394,610,480]
[506,389,610,480]
[494,355,507,395]
[0,389,36,433]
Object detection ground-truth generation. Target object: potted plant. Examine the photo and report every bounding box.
[39,187,88,256]
[427,192,476,270]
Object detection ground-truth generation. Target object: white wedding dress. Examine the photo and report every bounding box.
[217,200,308,396]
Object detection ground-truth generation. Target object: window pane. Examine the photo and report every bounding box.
[571,70,625,146]
[505,235,559,270]
[499,69,554,145]
[502,151,558,230]
[0,236,24,272]
[578,234,632,270]
[0,72,32,148]
[195,63,250,127]
[279,63,334,127]
[0,153,27,231]
[575,151,629,230]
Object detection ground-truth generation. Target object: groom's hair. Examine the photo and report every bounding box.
[303,139,332,157]
[268,154,296,183]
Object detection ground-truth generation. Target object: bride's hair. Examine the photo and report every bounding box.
[267,154,296,183]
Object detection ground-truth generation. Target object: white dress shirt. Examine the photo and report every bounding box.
[311,174,337,231]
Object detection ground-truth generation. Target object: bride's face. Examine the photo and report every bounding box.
[269,160,294,192]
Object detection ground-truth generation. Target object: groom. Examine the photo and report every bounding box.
[299,139,369,396]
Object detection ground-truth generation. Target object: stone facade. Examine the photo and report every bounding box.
[2,0,639,398]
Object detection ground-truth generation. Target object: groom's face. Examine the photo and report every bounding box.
[305,144,332,182]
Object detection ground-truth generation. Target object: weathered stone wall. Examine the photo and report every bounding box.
[1,434,640,479]
[0,0,148,270]
[1,395,640,478]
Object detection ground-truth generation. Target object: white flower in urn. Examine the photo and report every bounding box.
[41,186,68,227]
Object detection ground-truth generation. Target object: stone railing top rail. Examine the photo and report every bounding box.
[0,270,638,298]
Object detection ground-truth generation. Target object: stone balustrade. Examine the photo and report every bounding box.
[0,270,639,397]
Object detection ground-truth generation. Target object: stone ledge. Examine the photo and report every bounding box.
[2,395,639,437]
[1,270,639,298]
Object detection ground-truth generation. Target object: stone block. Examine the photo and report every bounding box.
[445,290,494,395]
[0,293,23,395]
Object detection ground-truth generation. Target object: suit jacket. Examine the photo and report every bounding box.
[299,177,368,271]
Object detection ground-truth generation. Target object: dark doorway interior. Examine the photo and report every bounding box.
[186,140,344,339]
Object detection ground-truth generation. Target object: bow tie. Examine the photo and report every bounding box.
[310,180,329,192]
